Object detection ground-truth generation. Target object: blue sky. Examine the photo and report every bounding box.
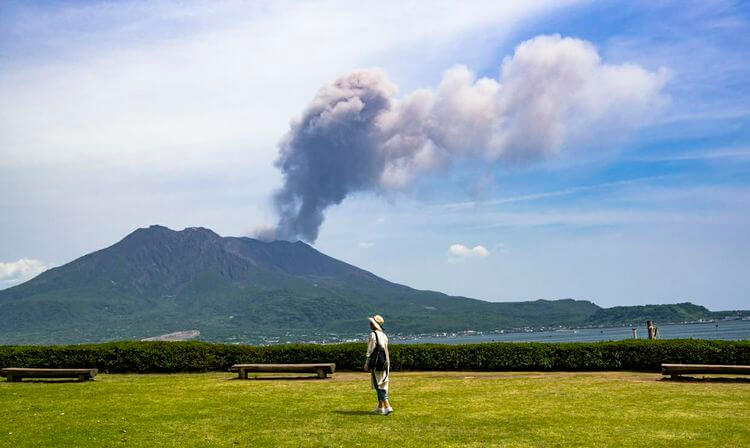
[1,0,749,309]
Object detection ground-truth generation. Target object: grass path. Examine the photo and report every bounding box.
[1,371,748,447]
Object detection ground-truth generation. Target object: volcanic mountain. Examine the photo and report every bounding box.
[0,225,726,345]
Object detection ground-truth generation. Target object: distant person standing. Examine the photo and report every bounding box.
[364,315,392,415]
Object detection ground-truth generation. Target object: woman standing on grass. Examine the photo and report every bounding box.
[364,314,392,415]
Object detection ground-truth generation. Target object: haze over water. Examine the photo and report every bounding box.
[395,320,750,344]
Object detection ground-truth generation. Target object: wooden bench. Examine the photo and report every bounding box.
[661,363,750,378]
[230,363,335,379]
[1,368,98,382]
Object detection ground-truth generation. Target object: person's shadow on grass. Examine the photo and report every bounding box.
[333,410,376,416]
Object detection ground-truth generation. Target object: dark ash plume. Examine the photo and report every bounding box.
[271,70,395,242]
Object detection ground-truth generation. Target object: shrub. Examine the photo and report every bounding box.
[0,339,747,373]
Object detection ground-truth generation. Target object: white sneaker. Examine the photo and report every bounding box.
[382,407,393,415]
[373,407,382,414]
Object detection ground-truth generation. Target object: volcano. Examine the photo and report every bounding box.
[1,225,604,344]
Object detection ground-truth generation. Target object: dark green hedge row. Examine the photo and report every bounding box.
[0,339,747,373]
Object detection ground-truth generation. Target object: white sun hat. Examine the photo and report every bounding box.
[368,315,384,331]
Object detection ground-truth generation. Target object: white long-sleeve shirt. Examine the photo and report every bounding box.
[366,330,390,391]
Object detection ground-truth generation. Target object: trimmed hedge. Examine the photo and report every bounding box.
[0,339,748,374]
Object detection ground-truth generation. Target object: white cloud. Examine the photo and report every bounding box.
[448,244,490,260]
[358,242,374,249]
[0,258,48,287]
[0,1,579,169]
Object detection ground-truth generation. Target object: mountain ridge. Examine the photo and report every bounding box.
[0,225,742,345]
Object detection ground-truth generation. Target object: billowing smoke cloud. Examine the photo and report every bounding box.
[267,34,669,242]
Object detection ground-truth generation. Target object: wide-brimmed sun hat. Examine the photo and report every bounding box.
[368,315,384,331]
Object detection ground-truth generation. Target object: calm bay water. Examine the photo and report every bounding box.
[393,319,750,344]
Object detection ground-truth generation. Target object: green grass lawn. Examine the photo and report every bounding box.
[1,371,748,447]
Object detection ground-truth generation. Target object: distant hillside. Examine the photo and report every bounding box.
[584,303,717,326]
[0,225,740,345]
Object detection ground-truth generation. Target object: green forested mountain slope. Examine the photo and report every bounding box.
[583,303,711,326]
[0,226,735,345]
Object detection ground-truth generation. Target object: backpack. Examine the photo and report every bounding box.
[367,331,387,371]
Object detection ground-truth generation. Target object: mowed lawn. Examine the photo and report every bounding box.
[1,371,748,447]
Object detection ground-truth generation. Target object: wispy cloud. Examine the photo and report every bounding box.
[602,2,750,127]
[0,0,580,169]
[433,176,664,210]
[631,147,750,162]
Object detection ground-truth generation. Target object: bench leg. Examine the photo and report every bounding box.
[317,369,326,379]
[238,369,247,380]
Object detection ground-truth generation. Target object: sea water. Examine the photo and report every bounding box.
[394,319,750,344]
